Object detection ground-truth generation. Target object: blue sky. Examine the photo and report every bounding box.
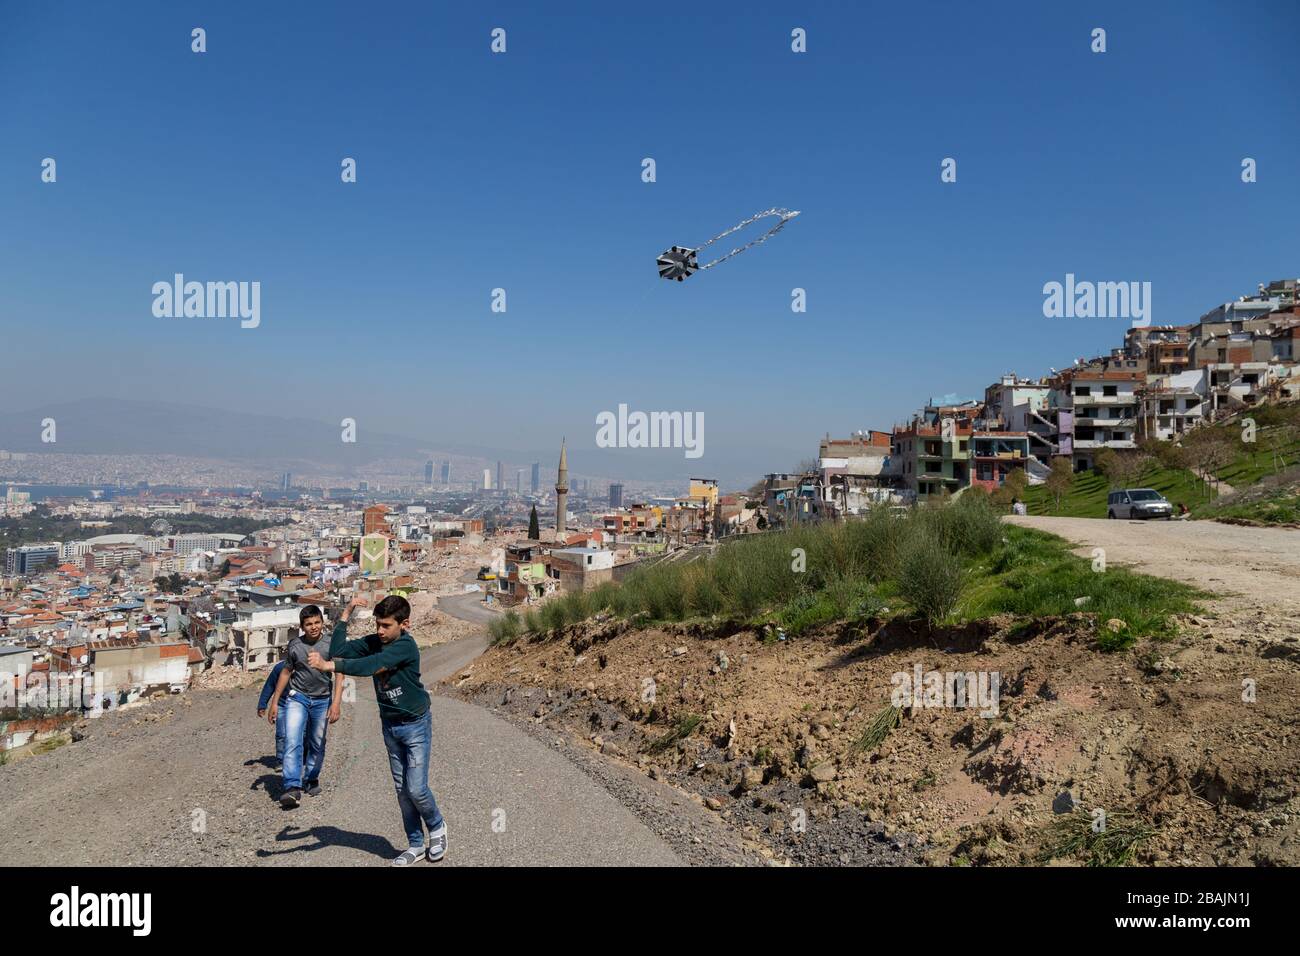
[1,0,1297,485]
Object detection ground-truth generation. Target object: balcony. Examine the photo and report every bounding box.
[1073,439,1137,450]
[1071,394,1132,404]
[1074,414,1135,426]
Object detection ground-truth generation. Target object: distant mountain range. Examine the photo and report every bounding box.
[0,398,736,485]
[0,398,419,464]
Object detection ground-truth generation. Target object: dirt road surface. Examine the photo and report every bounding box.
[0,634,705,866]
[1008,516,1300,620]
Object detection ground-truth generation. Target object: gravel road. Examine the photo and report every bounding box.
[0,633,687,866]
[1008,515,1300,617]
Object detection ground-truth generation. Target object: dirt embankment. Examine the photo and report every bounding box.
[449,608,1300,866]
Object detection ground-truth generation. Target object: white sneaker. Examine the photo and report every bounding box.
[426,823,447,863]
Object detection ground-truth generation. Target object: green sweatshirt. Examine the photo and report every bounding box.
[329,620,429,722]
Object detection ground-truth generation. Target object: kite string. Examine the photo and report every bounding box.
[696,208,800,270]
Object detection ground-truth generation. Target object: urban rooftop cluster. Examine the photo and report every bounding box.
[764,278,1300,521]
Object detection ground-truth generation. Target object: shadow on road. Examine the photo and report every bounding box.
[250,773,288,799]
[255,825,400,861]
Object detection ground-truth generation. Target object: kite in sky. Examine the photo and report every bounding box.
[657,207,800,281]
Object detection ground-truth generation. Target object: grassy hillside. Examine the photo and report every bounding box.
[1023,466,1209,518]
[1217,403,1300,487]
[491,496,1202,652]
[1025,402,1300,518]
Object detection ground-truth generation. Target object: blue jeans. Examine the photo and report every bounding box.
[275,705,287,765]
[381,709,444,848]
[282,691,330,790]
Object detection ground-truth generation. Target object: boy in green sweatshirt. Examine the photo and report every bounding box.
[307,593,446,866]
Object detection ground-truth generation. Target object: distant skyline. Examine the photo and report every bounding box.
[0,396,719,488]
[2,1,1297,484]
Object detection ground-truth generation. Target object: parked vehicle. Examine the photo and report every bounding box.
[476,566,496,581]
[1107,488,1174,520]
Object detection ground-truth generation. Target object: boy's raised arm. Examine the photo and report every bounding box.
[330,637,416,678]
[329,595,375,659]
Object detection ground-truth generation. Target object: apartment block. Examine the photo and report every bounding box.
[970,431,1030,490]
[893,421,972,501]
[1137,369,1206,441]
[1068,371,1141,471]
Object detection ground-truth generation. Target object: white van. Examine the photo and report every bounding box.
[1107,488,1173,520]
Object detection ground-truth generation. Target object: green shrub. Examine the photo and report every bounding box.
[487,609,522,645]
[916,493,1001,557]
[844,507,911,581]
[538,601,567,635]
[683,563,724,617]
[824,574,880,620]
[897,534,966,625]
[777,591,839,637]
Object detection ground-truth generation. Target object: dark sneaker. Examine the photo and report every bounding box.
[426,823,447,863]
[280,789,301,808]
[305,781,322,797]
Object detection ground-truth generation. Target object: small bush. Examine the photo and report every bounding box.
[538,601,567,635]
[487,610,522,645]
[898,534,966,625]
[523,608,542,635]
[824,575,880,620]
[588,582,618,614]
[683,564,724,617]
[644,713,702,754]
[845,507,911,581]
[917,493,1001,557]
[778,591,839,637]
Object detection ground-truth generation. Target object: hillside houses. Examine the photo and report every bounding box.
[767,276,1300,513]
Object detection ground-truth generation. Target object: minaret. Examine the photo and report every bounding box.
[555,438,568,533]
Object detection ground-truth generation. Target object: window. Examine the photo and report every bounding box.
[1074,386,1090,397]
[1103,385,1118,397]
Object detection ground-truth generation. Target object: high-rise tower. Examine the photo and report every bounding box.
[555,439,568,533]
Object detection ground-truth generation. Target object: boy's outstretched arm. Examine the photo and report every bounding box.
[309,637,415,678]
[328,595,374,659]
